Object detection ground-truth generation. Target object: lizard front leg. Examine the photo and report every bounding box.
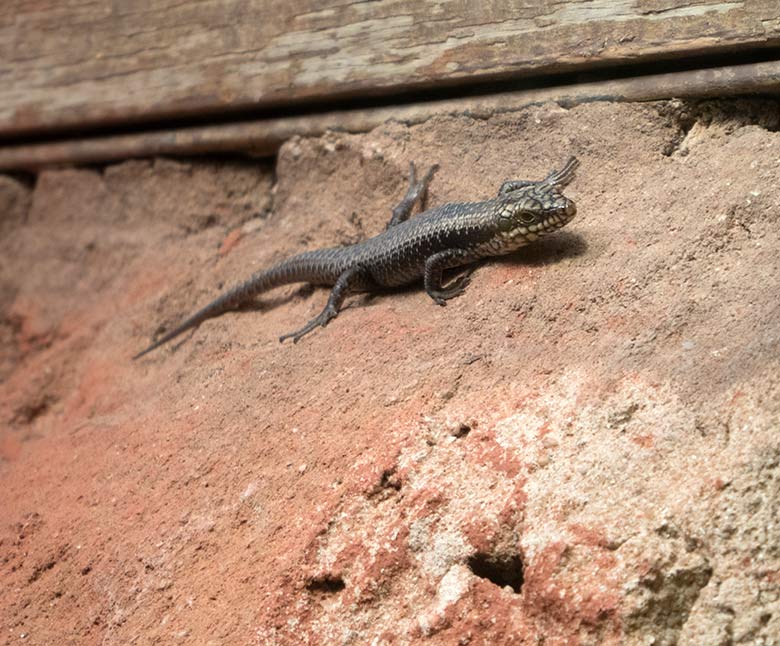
[497,179,537,196]
[498,156,580,196]
[423,249,475,306]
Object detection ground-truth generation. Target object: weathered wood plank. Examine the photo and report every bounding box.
[1,0,780,137]
[2,59,778,171]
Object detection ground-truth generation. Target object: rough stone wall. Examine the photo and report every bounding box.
[1,100,778,645]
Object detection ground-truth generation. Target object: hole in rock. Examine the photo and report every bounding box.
[467,552,523,593]
[306,575,345,594]
[379,467,401,492]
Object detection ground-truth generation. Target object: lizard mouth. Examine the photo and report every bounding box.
[542,201,576,232]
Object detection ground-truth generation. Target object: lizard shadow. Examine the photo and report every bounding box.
[492,230,587,268]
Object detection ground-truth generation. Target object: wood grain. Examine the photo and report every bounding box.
[2,60,778,171]
[2,0,780,137]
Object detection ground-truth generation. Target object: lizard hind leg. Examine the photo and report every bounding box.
[386,162,439,228]
[279,265,366,344]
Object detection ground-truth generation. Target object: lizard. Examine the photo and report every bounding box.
[133,156,579,359]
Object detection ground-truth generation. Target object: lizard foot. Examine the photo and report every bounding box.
[428,273,472,306]
[279,305,338,344]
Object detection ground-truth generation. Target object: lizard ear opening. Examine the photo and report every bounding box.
[519,211,537,225]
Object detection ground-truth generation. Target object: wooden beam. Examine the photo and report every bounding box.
[2,60,778,171]
[2,1,780,138]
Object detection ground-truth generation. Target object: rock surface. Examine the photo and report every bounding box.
[1,101,779,645]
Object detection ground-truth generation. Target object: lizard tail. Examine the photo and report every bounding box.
[132,250,342,359]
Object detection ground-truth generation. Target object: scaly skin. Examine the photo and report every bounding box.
[134,157,579,358]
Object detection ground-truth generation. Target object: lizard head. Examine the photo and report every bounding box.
[496,156,578,244]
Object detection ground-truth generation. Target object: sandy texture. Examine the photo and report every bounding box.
[1,101,779,645]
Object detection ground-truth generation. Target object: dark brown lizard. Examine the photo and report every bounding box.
[134,157,579,358]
